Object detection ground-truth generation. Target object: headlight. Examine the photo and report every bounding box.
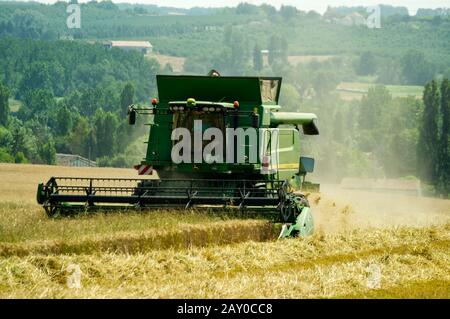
[208,107,215,112]
[202,107,209,112]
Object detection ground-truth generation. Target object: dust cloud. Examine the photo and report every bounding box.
[309,184,450,234]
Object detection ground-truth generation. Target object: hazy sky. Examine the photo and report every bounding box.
[18,1,450,14]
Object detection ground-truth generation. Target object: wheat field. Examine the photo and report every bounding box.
[0,163,449,298]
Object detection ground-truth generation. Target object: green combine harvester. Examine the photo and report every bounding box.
[37,72,319,238]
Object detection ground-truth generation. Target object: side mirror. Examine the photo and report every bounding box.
[299,156,315,174]
[128,106,136,125]
[302,119,319,135]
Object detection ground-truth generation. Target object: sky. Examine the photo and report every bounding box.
[12,0,450,15]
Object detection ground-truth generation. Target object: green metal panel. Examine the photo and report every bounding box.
[277,128,301,180]
[157,75,282,105]
[157,75,261,104]
[145,111,173,164]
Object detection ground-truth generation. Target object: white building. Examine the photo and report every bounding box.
[106,41,153,54]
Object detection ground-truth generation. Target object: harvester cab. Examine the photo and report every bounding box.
[37,73,320,238]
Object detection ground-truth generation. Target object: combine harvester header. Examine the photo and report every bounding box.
[37,72,320,238]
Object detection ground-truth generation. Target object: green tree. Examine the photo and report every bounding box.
[0,126,13,149]
[268,35,279,65]
[223,25,233,47]
[381,97,420,177]
[55,105,73,135]
[268,34,288,65]
[120,83,135,117]
[358,86,391,131]
[279,37,288,63]
[79,88,101,117]
[356,52,377,76]
[0,82,10,126]
[236,3,259,15]
[39,140,56,164]
[437,78,450,195]
[278,83,300,111]
[19,88,55,121]
[260,4,277,17]
[10,10,49,39]
[253,44,263,71]
[417,80,440,184]
[9,119,38,160]
[229,32,249,73]
[400,51,435,85]
[93,108,119,157]
[280,5,297,20]
[18,62,52,98]
[69,117,92,157]
[15,152,27,163]
[0,147,14,163]
[356,85,392,166]
[376,58,403,84]
[48,61,65,96]
[311,70,339,99]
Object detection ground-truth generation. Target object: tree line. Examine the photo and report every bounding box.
[418,79,450,196]
[0,38,159,166]
[2,1,449,73]
[247,52,449,197]
[0,38,158,100]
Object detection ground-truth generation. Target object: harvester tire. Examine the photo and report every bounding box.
[44,204,59,218]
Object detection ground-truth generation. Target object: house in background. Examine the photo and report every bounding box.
[105,40,153,54]
[56,153,97,167]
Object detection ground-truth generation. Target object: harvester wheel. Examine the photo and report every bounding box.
[44,203,59,218]
[280,203,295,223]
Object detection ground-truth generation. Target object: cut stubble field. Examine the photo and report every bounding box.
[0,163,449,298]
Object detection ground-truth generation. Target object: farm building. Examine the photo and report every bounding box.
[56,153,97,167]
[105,40,153,54]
